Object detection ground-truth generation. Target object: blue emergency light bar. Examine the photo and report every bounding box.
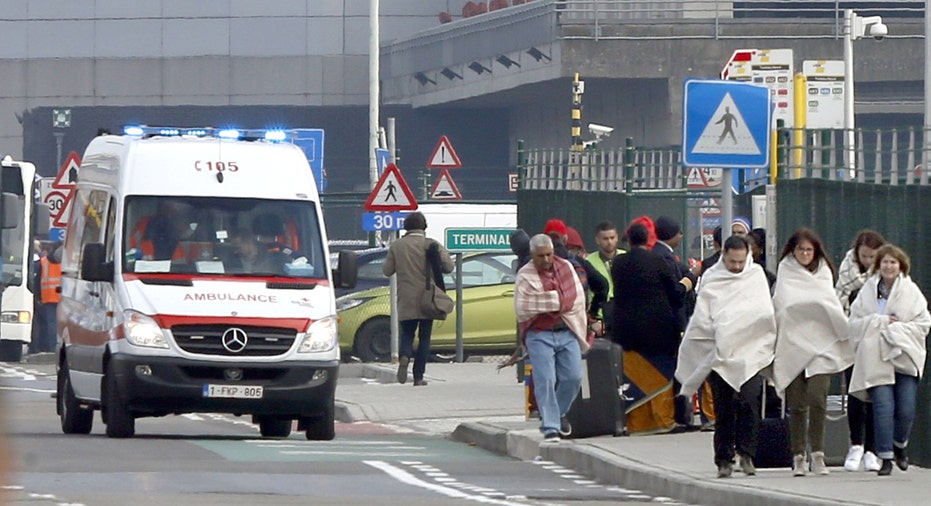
[121,125,293,142]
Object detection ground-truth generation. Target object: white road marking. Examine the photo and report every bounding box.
[365,460,527,506]
[0,385,55,394]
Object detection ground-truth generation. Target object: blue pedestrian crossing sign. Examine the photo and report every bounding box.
[682,79,771,169]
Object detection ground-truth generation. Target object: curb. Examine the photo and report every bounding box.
[453,421,872,506]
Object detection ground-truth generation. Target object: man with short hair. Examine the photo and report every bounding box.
[675,235,777,478]
[588,220,622,301]
[515,234,588,443]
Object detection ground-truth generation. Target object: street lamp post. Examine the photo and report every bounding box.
[843,9,888,180]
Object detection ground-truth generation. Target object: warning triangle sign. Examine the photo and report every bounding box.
[686,168,709,188]
[691,93,761,155]
[52,151,81,189]
[426,135,462,169]
[430,169,462,200]
[364,163,419,211]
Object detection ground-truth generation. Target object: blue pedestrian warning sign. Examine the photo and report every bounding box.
[683,79,771,169]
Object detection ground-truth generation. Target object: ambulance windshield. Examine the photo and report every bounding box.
[123,196,326,279]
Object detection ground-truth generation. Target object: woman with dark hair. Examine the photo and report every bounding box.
[848,245,930,476]
[834,229,886,472]
[772,228,854,476]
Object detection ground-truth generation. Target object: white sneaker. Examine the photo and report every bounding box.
[844,445,865,472]
[811,451,830,475]
[792,454,807,477]
[863,451,882,472]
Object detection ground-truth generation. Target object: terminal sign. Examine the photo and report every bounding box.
[445,228,513,252]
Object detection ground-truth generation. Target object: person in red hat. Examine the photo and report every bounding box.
[543,218,608,336]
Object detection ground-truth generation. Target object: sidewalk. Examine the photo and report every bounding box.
[337,361,929,506]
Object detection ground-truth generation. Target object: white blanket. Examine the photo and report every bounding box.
[848,274,931,399]
[675,253,777,397]
[772,256,853,393]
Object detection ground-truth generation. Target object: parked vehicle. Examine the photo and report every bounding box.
[56,126,357,439]
[337,252,518,362]
[332,247,388,297]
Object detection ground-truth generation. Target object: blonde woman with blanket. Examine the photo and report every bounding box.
[848,245,930,476]
[772,228,853,477]
[834,229,885,472]
[676,236,777,478]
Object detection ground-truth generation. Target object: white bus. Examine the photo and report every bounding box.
[0,158,49,362]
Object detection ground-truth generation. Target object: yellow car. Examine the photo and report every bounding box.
[336,252,518,362]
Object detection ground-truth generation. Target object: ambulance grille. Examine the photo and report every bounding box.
[171,325,297,356]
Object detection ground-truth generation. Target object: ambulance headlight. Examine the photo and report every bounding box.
[298,316,337,353]
[123,311,169,349]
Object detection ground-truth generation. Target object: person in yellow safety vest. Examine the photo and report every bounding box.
[35,242,62,353]
[587,221,624,321]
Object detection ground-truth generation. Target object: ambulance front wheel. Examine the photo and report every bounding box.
[258,416,292,438]
[103,362,135,438]
[304,398,335,441]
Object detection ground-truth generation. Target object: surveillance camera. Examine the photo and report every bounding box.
[588,123,614,137]
[870,22,888,40]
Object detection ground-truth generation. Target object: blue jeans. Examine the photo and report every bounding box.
[869,373,919,460]
[525,328,583,435]
[399,319,433,382]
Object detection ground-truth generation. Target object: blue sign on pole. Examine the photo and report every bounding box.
[375,148,390,177]
[291,129,326,192]
[682,79,771,169]
[362,211,410,231]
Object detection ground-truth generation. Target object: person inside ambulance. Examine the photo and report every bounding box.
[252,213,302,259]
[132,201,195,261]
[228,227,278,274]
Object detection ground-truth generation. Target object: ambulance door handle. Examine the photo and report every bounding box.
[88,289,100,297]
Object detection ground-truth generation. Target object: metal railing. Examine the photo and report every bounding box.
[519,127,931,192]
[519,139,686,191]
[776,127,931,185]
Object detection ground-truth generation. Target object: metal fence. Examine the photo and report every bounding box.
[557,0,924,38]
[775,127,931,186]
[519,128,931,194]
[519,139,686,192]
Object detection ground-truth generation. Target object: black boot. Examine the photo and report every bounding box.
[877,459,893,476]
[894,446,909,471]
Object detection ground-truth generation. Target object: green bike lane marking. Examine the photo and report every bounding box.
[193,434,502,463]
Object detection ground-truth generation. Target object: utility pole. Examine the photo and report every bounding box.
[368,0,380,189]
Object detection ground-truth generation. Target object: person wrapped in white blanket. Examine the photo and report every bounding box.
[848,244,931,476]
[771,228,853,477]
[675,235,777,478]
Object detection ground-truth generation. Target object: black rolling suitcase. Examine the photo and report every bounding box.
[756,381,793,468]
[564,338,627,438]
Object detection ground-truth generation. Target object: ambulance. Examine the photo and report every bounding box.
[56,126,357,439]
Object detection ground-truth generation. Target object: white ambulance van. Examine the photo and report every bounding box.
[56,126,356,439]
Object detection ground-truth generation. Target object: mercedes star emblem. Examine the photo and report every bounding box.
[221,327,248,353]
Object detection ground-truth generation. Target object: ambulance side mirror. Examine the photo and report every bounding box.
[81,243,114,282]
[333,250,358,289]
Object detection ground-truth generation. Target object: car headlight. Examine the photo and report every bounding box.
[336,296,373,312]
[122,311,169,349]
[298,316,337,353]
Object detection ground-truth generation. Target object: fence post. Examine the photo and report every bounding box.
[624,137,635,195]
